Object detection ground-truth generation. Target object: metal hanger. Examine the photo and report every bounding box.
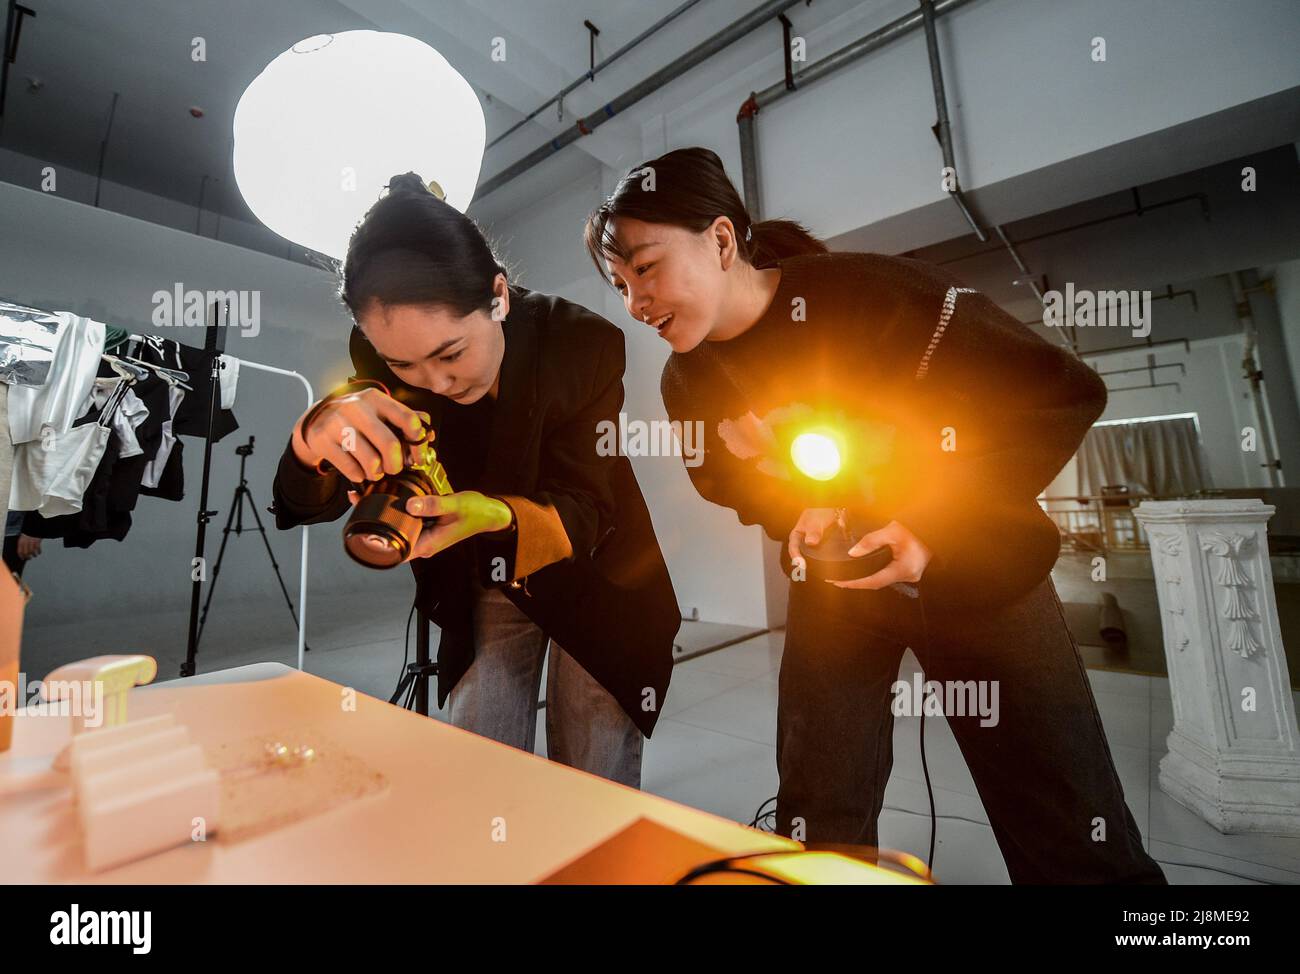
[101,354,147,382]
[103,353,193,391]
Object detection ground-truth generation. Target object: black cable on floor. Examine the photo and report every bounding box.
[919,696,937,872]
[917,592,937,877]
[748,796,777,830]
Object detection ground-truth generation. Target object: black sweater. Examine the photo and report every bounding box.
[661,252,1107,610]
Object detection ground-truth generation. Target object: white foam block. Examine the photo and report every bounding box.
[54,713,176,773]
[70,714,175,757]
[78,744,208,827]
[70,726,191,801]
[81,768,220,872]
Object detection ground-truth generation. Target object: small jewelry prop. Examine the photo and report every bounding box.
[224,740,318,782]
[264,741,317,766]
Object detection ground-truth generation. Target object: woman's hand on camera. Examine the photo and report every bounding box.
[404,491,514,559]
[830,519,933,590]
[292,388,431,483]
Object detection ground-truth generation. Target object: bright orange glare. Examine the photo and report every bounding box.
[790,431,841,481]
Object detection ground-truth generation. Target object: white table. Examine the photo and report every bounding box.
[0,662,795,883]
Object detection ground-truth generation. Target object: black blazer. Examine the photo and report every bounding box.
[272,286,680,736]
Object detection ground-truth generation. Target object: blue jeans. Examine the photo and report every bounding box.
[447,578,643,788]
[776,574,1167,884]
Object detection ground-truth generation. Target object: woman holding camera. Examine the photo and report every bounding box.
[583,147,1164,882]
[272,173,678,788]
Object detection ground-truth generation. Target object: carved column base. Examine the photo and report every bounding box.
[1134,499,1300,836]
[1161,730,1300,835]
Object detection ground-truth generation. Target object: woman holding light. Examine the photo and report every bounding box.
[584,147,1164,884]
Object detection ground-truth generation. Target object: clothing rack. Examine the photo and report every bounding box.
[3,295,315,672]
[182,300,315,676]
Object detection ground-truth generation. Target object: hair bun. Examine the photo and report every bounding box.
[660,147,724,173]
[387,172,432,196]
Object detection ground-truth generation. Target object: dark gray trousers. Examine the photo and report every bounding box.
[775,574,1167,884]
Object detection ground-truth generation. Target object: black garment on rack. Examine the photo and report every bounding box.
[124,334,239,442]
[27,368,172,546]
[139,438,184,501]
[106,371,169,512]
[22,335,235,546]
[41,434,134,547]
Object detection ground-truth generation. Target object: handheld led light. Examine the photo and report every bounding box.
[786,424,892,583]
[790,431,841,481]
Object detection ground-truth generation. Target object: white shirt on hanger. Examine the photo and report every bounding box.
[89,376,150,459]
[6,313,106,446]
[8,378,130,517]
[141,383,184,488]
[218,354,239,409]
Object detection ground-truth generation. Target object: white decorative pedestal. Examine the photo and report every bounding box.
[1133,500,1300,835]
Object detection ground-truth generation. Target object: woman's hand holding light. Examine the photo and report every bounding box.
[830,519,933,590]
[787,507,842,575]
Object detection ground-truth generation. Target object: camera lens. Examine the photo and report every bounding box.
[340,428,451,570]
[343,470,434,569]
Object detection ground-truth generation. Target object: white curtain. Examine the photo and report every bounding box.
[1075,416,1213,497]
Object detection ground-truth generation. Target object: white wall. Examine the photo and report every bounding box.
[745,0,1300,238]
[0,180,401,634]
[0,146,297,263]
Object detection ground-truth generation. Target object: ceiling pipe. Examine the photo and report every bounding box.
[487,0,706,150]
[919,0,985,242]
[93,91,119,209]
[0,1,35,123]
[918,0,1069,348]
[1079,336,1190,358]
[1105,381,1182,395]
[1093,361,1186,379]
[923,190,1210,268]
[477,0,804,198]
[746,0,978,115]
[735,0,1084,353]
[737,0,978,218]
[737,108,762,218]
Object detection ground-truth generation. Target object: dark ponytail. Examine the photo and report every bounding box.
[748,219,829,268]
[584,147,825,282]
[339,172,507,320]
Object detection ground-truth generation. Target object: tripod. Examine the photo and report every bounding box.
[196,436,311,653]
[389,606,436,715]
